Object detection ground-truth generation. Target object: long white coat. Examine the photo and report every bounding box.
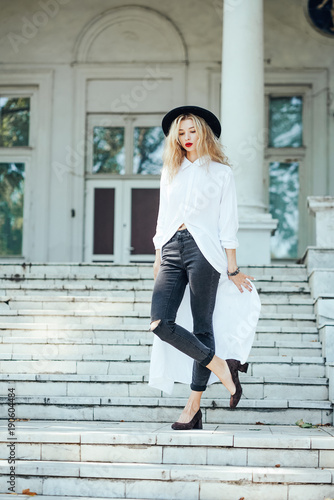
[148,155,261,394]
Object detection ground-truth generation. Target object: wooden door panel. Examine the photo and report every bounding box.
[93,188,115,255]
[131,188,159,255]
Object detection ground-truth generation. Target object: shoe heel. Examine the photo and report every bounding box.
[238,362,249,373]
[194,417,202,429]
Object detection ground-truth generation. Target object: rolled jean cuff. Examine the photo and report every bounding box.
[199,348,215,368]
[190,383,207,392]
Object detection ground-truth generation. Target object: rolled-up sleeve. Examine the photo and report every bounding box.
[152,168,168,250]
[218,169,239,249]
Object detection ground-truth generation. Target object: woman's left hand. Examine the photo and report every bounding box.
[228,270,254,293]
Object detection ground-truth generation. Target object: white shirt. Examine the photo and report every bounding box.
[149,154,262,395]
[152,155,239,274]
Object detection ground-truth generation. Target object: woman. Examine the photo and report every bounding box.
[149,105,261,430]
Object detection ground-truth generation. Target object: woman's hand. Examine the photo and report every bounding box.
[153,250,161,280]
[224,248,254,293]
[228,269,254,293]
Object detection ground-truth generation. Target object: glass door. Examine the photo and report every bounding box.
[84,113,164,263]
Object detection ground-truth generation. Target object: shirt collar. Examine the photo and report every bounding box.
[180,154,211,170]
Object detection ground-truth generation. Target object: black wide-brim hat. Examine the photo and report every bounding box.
[161,105,221,139]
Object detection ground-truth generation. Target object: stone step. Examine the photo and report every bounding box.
[0,274,309,283]
[0,281,156,291]
[0,372,327,383]
[0,354,324,364]
[0,296,315,314]
[0,322,319,333]
[0,421,333,467]
[0,264,308,278]
[0,325,320,344]
[0,405,330,425]
[0,396,332,424]
[256,332,319,342]
[0,285,313,296]
[0,274,309,286]
[0,333,320,345]
[0,356,326,377]
[2,304,315,316]
[0,337,322,359]
[1,459,333,500]
[0,497,147,500]
[0,372,328,384]
[0,335,321,348]
[0,262,307,271]
[1,395,331,422]
[0,292,316,304]
[0,277,310,285]
[0,340,323,358]
[0,375,328,400]
[0,309,317,327]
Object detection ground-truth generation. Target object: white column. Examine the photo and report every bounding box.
[221,0,277,264]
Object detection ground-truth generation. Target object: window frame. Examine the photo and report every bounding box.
[85,112,165,179]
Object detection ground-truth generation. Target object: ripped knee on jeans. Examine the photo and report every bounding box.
[150,319,161,331]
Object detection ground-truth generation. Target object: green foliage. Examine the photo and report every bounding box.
[0,97,30,147]
[269,96,303,148]
[0,163,24,256]
[92,126,124,174]
[133,126,164,175]
[270,162,299,259]
[295,419,317,428]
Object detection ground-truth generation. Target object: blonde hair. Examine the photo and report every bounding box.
[161,113,232,183]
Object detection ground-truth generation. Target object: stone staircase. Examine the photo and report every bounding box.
[0,262,333,499]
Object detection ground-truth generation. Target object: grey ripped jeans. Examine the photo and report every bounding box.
[150,228,221,392]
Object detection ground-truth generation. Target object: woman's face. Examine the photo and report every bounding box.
[178,118,199,152]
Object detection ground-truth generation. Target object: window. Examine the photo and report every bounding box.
[0,97,30,147]
[268,96,303,148]
[0,91,32,258]
[0,162,25,256]
[86,114,164,177]
[93,126,125,174]
[265,94,305,260]
[133,126,164,175]
[269,161,299,259]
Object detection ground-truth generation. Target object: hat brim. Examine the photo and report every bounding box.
[161,105,221,139]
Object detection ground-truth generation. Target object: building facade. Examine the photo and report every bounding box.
[0,0,333,265]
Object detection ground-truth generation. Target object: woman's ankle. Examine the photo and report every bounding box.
[206,354,220,372]
[205,356,236,395]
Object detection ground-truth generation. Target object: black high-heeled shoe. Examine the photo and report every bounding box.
[171,408,203,430]
[226,359,249,409]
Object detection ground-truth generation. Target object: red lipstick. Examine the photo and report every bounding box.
[185,142,193,147]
